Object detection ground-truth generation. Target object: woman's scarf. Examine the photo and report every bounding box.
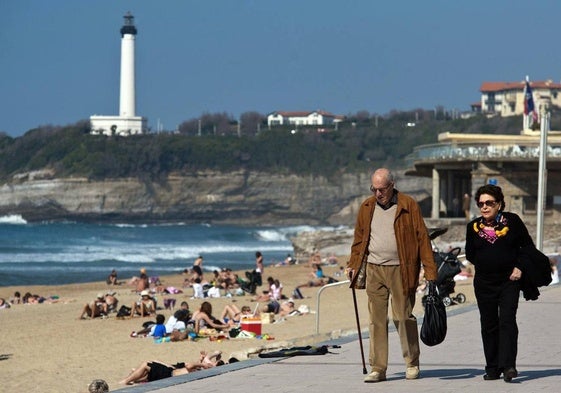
[472,213,509,244]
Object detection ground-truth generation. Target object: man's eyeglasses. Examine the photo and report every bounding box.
[370,183,393,193]
[477,200,498,208]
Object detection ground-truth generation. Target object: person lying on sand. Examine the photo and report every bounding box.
[119,350,224,385]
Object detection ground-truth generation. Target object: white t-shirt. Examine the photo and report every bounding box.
[207,286,221,298]
[192,283,204,298]
[270,283,283,301]
[165,316,186,333]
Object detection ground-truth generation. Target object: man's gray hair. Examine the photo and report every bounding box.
[373,168,395,183]
[88,379,109,393]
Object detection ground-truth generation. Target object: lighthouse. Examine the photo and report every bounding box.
[90,12,147,136]
[119,12,137,118]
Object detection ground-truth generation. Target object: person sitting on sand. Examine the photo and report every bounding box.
[191,277,205,298]
[9,291,21,305]
[297,264,327,288]
[103,291,119,313]
[106,269,118,285]
[119,350,224,385]
[130,290,156,318]
[147,314,167,338]
[192,301,231,333]
[0,298,10,309]
[220,304,253,323]
[78,293,107,319]
[131,309,191,338]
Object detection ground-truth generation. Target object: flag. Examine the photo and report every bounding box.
[524,81,538,121]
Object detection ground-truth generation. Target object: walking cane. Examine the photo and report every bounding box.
[350,272,368,374]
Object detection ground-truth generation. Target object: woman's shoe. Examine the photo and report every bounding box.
[483,373,501,380]
[503,367,518,382]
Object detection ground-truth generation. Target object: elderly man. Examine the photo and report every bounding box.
[347,168,437,383]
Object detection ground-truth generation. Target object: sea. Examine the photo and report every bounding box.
[0,214,337,287]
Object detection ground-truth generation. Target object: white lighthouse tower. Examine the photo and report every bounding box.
[90,12,147,136]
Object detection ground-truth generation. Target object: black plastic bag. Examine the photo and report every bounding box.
[420,281,447,346]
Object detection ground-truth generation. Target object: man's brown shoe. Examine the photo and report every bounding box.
[406,366,420,380]
[364,370,386,383]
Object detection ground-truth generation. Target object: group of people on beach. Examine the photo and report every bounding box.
[0,291,60,309]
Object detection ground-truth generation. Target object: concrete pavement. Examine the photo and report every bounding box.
[116,284,561,393]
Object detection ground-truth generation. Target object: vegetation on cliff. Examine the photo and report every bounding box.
[0,109,550,182]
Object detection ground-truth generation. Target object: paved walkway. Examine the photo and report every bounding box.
[117,284,561,393]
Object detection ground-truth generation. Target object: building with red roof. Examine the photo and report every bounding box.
[480,80,561,116]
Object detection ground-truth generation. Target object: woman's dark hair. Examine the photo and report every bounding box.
[200,301,212,315]
[475,184,505,211]
[174,309,189,321]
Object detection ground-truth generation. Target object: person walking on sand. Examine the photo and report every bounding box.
[254,251,264,287]
[346,168,437,383]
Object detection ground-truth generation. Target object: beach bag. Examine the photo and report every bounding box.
[117,305,132,318]
[420,281,447,346]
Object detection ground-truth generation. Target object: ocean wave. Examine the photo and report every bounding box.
[0,242,293,264]
[0,214,27,225]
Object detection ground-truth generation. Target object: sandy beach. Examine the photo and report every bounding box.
[0,261,475,393]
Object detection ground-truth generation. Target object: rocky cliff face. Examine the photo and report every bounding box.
[0,169,431,225]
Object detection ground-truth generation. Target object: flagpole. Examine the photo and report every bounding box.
[524,75,530,130]
[536,107,549,251]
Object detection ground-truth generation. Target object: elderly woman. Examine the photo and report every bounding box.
[465,184,533,383]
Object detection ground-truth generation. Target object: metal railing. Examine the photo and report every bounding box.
[315,279,350,334]
[405,141,561,167]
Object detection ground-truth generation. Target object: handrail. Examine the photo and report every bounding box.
[315,279,350,334]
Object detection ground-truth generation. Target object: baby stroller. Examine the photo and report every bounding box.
[241,270,262,295]
[424,228,467,307]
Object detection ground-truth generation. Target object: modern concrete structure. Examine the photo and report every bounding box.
[406,127,561,226]
[90,12,147,136]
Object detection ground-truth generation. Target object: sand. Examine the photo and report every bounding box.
[0,261,475,393]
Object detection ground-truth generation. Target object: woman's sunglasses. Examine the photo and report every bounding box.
[477,200,498,208]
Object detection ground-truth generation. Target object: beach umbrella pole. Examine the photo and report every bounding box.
[351,278,367,374]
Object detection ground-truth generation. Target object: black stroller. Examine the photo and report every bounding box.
[424,228,467,307]
[241,270,262,295]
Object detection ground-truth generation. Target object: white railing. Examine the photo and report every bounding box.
[315,279,350,334]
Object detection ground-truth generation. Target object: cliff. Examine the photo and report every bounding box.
[0,169,432,225]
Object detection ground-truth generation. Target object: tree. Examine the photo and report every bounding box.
[240,111,266,136]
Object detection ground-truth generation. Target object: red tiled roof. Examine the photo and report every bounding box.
[480,80,561,92]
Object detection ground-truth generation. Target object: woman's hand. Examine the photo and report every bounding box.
[510,267,522,281]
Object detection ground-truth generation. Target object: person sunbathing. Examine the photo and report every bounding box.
[119,351,224,385]
[278,300,300,317]
[220,304,253,323]
[130,290,156,318]
[78,293,107,319]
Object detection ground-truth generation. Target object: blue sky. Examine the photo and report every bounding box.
[1,0,560,136]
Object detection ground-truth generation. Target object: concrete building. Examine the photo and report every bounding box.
[480,80,561,117]
[90,12,147,136]
[267,110,343,128]
[406,126,561,226]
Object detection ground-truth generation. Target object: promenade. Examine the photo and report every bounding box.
[117,284,561,393]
